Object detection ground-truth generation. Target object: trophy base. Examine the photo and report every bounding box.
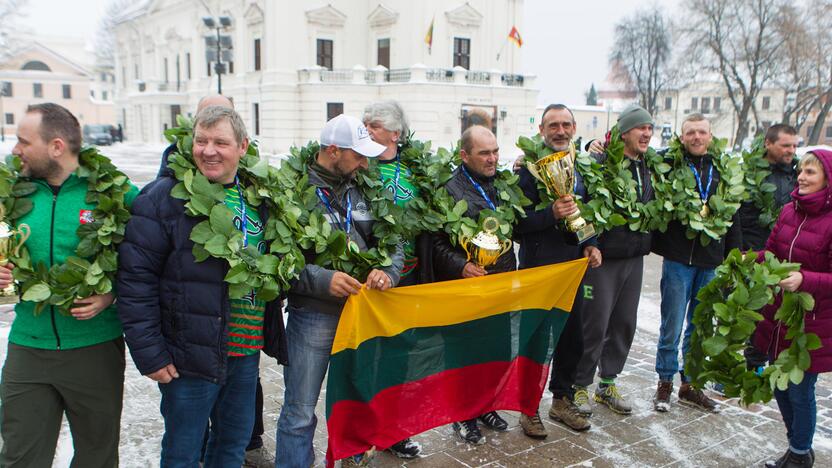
[573,224,597,244]
[0,294,20,305]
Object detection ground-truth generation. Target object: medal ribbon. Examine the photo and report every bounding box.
[234,176,249,248]
[687,160,713,205]
[316,188,352,235]
[461,165,496,210]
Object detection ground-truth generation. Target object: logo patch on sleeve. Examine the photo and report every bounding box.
[79,210,95,224]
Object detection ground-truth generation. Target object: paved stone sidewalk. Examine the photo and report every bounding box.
[253,328,832,468]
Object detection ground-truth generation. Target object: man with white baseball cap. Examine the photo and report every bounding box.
[275,114,402,468]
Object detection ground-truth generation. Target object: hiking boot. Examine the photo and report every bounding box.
[653,380,673,412]
[548,396,591,431]
[572,386,593,416]
[388,438,421,459]
[340,447,376,467]
[479,411,508,431]
[678,382,719,412]
[242,446,274,468]
[773,449,815,467]
[519,411,548,440]
[453,419,486,445]
[594,383,632,415]
[765,448,789,468]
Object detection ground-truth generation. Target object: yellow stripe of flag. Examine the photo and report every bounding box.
[331,258,588,355]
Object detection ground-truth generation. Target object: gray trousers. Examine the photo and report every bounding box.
[574,256,644,387]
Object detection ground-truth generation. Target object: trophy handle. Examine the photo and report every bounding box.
[12,224,30,257]
[526,161,544,183]
[458,234,473,262]
[498,239,513,257]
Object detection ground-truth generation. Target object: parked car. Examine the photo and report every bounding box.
[83,124,113,146]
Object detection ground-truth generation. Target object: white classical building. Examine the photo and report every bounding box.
[113,0,538,155]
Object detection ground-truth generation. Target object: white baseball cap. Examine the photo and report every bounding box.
[320,114,386,158]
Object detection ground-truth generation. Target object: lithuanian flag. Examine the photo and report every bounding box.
[325,258,588,464]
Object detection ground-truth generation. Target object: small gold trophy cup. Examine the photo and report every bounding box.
[0,205,31,305]
[459,217,513,268]
[526,145,597,243]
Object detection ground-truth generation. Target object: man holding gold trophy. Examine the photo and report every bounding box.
[432,125,522,445]
[515,104,601,436]
[0,103,138,467]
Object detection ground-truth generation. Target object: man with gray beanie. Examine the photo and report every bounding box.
[572,105,655,417]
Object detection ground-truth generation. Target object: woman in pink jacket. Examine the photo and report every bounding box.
[756,149,832,468]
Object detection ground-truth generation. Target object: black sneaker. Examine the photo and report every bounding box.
[452,419,486,445]
[388,438,421,459]
[478,411,508,431]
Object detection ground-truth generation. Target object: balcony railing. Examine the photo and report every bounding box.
[297,65,534,88]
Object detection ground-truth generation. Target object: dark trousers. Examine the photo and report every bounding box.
[247,378,265,450]
[549,284,585,399]
[0,338,125,468]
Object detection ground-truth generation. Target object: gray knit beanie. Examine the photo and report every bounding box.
[617,104,653,134]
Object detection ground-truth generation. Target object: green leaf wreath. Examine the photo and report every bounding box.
[270,141,403,282]
[164,117,303,301]
[686,249,821,405]
[653,136,745,245]
[742,135,785,230]
[2,148,133,314]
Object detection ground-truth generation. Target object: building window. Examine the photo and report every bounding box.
[62,84,71,99]
[164,58,169,83]
[691,97,698,111]
[121,67,126,88]
[254,38,261,71]
[207,61,212,76]
[326,102,343,121]
[714,97,721,111]
[826,126,832,138]
[317,39,333,70]
[1,81,13,97]
[134,64,140,79]
[100,72,107,81]
[21,60,50,71]
[701,97,711,114]
[90,90,95,98]
[453,37,470,69]
[103,90,108,101]
[228,61,234,74]
[377,38,390,69]
[33,83,42,98]
[762,96,771,110]
[664,96,672,111]
[186,52,192,79]
[253,103,260,135]
[5,113,13,125]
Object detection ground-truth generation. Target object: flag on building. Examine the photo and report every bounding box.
[508,25,523,47]
[324,259,589,465]
[425,16,434,53]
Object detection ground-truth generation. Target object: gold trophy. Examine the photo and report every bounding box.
[526,144,597,243]
[0,205,31,304]
[459,217,513,268]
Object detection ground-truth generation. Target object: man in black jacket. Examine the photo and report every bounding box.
[651,113,741,413]
[515,104,601,437]
[118,106,286,467]
[432,125,516,445]
[739,124,799,251]
[573,105,654,417]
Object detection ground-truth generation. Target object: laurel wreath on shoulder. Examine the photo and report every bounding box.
[436,143,530,245]
[269,141,402,282]
[1,148,133,314]
[653,136,745,245]
[164,117,302,301]
[742,135,785,230]
[686,249,820,405]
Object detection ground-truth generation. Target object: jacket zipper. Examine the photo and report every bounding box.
[49,189,61,350]
[787,213,807,262]
[773,212,808,359]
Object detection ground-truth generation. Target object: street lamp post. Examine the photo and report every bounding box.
[203,16,233,95]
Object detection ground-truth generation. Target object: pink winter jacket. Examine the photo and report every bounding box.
[754,149,832,373]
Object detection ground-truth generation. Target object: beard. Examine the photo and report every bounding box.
[22,157,61,180]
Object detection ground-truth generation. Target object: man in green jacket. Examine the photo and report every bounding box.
[0,103,137,467]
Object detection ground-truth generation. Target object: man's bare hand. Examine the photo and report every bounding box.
[329,272,362,297]
[70,293,115,320]
[365,269,393,291]
[552,195,578,220]
[588,139,605,154]
[583,246,602,268]
[147,364,179,384]
[462,262,487,278]
[0,263,14,289]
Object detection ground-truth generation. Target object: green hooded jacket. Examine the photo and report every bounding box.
[9,173,138,350]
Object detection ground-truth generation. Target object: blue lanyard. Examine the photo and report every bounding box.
[687,160,713,202]
[316,188,352,234]
[234,177,248,248]
[461,165,496,210]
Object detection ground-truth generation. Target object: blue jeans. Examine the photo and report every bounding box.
[159,353,260,468]
[656,259,715,382]
[774,372,818,454]
[275,308,341,468]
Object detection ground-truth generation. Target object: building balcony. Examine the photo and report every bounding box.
[298,64,535,88]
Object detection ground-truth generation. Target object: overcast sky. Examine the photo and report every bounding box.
[18,0,679,105]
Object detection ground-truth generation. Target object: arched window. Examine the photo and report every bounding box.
[21,61,51,72]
